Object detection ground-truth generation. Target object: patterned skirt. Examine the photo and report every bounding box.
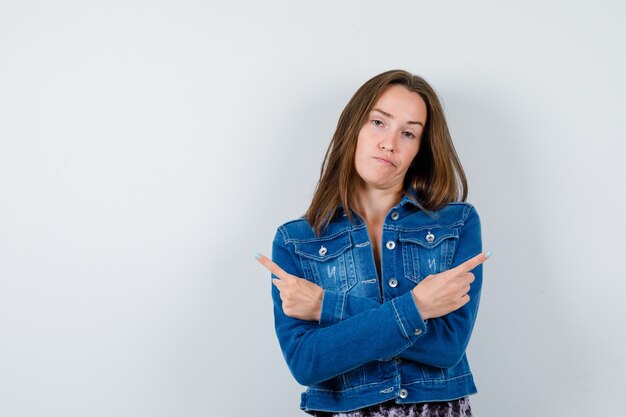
[311,396,472,417]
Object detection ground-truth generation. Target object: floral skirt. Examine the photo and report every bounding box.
[311,396,472,417]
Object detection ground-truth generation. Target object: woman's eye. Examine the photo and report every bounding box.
[402,131,415,139]
[371,119,383,126]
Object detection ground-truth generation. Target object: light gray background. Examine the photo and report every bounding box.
[1,1,625,416]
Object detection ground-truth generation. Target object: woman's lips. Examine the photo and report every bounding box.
[373,156,395,167]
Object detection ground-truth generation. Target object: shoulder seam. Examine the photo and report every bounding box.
[462,203,477,224]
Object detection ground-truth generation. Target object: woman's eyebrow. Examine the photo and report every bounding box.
[371,108,424,126]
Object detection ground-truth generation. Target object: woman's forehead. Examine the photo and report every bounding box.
[371,85,427,124]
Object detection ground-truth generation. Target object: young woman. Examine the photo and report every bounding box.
[256,70,490,417]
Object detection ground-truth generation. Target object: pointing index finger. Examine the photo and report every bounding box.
[254,252,292,281]
[452,251,491,274]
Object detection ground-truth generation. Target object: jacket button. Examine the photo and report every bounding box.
[399,389,408,399]
[390,211,400,220]
[318,246,327,256]
[414,329,423,336]
[426,232,435,243]
[395,357,402,364]
[388,278,398,288]
[385,241,396,250]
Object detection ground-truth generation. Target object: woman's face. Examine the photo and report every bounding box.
[354,85,427,193]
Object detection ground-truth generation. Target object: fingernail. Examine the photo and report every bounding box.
[254,252,262,260]
[484,250,492,259]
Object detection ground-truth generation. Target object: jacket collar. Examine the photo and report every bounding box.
[338,189,422,220]
[398,191,421,209]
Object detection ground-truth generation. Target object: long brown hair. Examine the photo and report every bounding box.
[305,70,467,236]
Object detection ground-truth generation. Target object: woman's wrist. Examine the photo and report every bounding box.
[411,287,432,321]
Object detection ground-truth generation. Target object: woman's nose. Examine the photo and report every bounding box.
[379,132,396,152]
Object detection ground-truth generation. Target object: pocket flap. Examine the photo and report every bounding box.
[295,233,352,262]
[399,228,458,249]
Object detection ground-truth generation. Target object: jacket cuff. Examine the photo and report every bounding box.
[319,290,344,327]
[391,291,428,340]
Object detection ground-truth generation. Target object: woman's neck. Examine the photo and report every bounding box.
[355,182,403,226]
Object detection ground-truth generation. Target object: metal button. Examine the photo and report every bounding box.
[399,389,408,399]
[318,246,327,256]
[390,211,400,221]
[425,232,435,243]
[388,278,398,288]
[395,357,402,364]
[414,329,423,336]
[385,240,396,250]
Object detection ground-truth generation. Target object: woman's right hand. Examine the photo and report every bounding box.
[411,252,490,320]
[255,253,324,322]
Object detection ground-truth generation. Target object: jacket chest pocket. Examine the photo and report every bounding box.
[295,233,357,292]
[400,228,459,284]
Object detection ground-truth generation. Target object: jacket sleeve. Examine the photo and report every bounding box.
[271,227,429,387]
[318,206,483,369]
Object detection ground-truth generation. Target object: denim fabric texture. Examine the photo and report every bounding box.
[271,195,483,413]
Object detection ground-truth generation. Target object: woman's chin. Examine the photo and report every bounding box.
[359,177,403,192]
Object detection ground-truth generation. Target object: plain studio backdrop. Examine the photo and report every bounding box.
[1,1,625,416]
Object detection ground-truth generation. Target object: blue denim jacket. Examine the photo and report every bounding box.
[271,196,483,413]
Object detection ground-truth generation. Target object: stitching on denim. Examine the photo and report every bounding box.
[401,240,410,281]
[284,227,364,244]
[344,250,357,290]
[398,229,459,244]
[280,203,473,241]
[403,372,473,384]
[392,221,464,232]
[391,299,409,340]
[307,377,398,393]
[278,225,290,241]
[277,226,306,280]
[462,203,474,222]
[294,240,352,260]
[386,341,414,359]
[341,373,349,388]
[445,238,456,271]
[281,206,473,244]
[283,222,466,242]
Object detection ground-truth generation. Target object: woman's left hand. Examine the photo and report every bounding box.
[255,253,324,322]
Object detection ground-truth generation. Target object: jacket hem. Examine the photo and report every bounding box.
[300,374,477,413]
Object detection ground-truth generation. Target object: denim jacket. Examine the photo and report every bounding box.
[271,196,483,413]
